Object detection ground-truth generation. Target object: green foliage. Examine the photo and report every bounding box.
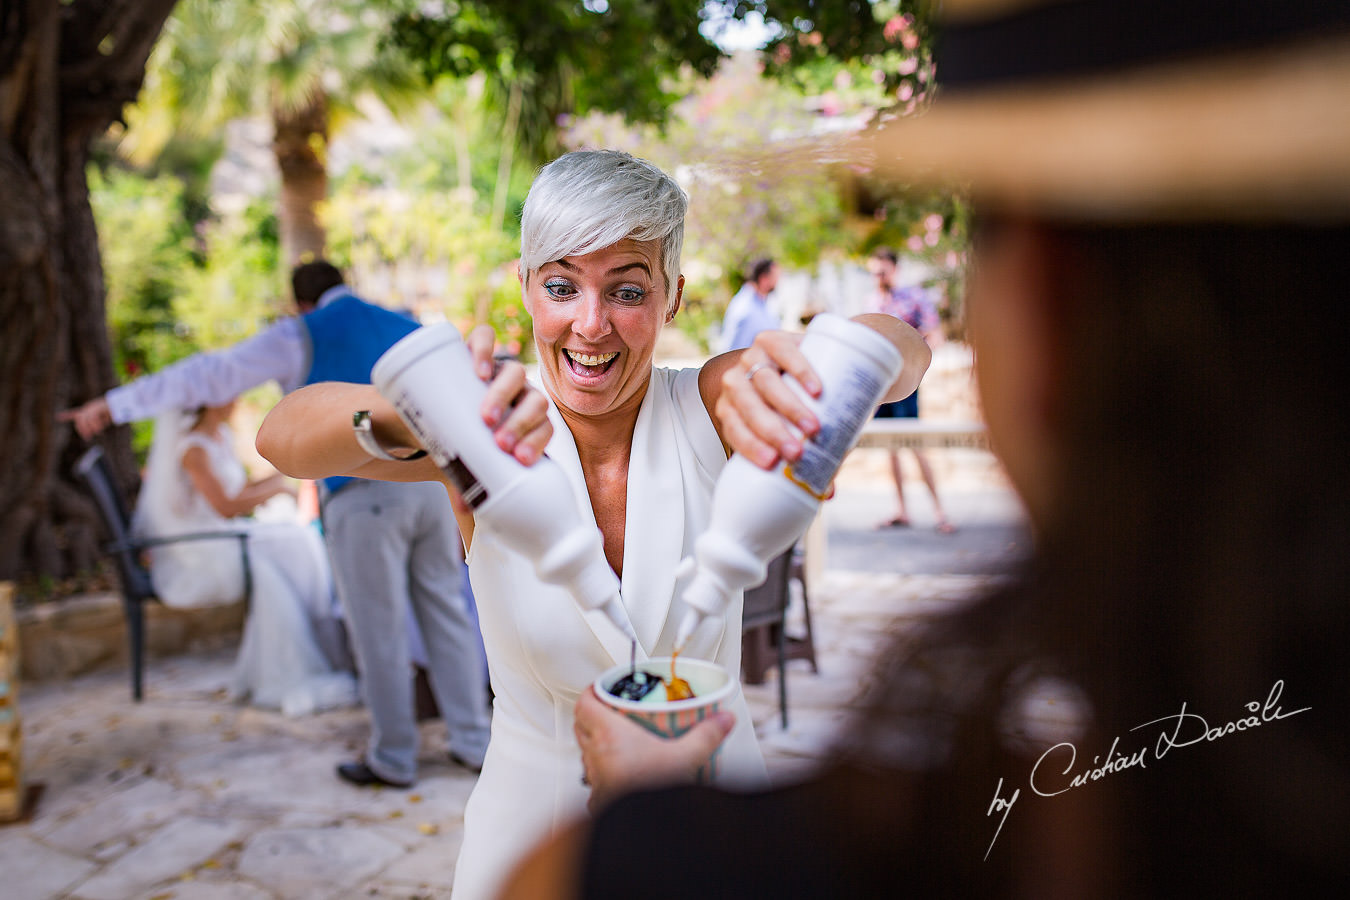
[320,70,539,354]
[743,1,965,331]
[482,275,535,362]
[551,2,965,345]
[746,1,936,102]
[93,167,284,362]
[126,0,424,163]
[334,75,536,234]
[89,166,200,382]
[101,0,964,379]
[90,157,284,458]
[386,0,725,165]
[562,54,851,349]
[322,178,522,345]
[174,199,287,350]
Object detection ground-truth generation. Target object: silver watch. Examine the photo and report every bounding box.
[352,410,427,461]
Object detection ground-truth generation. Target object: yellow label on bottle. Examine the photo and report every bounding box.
[782,463,830,502]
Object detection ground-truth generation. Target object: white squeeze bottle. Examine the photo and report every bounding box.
[371,323,637,643]
[674,313,903,653]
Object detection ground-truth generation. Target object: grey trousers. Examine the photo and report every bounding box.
[322,479,491,783]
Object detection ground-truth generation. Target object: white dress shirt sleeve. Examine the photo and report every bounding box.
[105,317,309,424]
[719,285,751,353]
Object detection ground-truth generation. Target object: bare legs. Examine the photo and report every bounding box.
[883,449,955,533]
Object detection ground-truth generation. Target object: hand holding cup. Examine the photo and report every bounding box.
[578,658,737,813]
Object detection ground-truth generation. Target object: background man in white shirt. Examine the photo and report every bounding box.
[719,257,781,352]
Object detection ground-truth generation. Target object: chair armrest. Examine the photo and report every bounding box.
[115,531,254,603]
[127,530,250,550]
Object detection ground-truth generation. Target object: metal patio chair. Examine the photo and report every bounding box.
[74,445,251,701]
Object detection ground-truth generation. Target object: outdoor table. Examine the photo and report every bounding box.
[855,418,989,452]
[798,419,990,579]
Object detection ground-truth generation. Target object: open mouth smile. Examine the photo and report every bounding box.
[564,349,619,378]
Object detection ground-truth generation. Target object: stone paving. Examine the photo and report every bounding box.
[5,465,1027,899]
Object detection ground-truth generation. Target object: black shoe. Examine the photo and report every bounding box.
[449,751,484,775]
[336,760,412,788]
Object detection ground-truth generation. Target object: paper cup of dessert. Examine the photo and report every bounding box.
[594,656,736,782]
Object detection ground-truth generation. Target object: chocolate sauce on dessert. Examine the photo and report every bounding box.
[606,641,696,702]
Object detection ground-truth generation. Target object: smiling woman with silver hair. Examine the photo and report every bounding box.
[518,150,688,313]
[259,148,930,899]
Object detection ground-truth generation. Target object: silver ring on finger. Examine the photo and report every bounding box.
[745,361,773,381]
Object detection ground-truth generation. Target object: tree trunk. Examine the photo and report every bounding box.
[273,92,329,268]
[0,0,179,583]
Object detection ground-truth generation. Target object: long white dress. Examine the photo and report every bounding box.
[133,412,356,713]
[455,367,769,899]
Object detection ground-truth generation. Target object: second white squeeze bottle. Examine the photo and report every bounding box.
[371,323,637,643]
[674,313,904,653]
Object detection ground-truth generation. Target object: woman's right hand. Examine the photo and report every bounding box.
[465,325,552,466]
[58,396,113,441]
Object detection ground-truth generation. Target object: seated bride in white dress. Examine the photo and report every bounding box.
[134,398,358,714]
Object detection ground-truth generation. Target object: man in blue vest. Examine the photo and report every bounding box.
[63,260,492,786]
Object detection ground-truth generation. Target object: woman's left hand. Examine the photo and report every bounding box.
[574,687,735,814]
[464,325,552,465]
[714,330,822,470]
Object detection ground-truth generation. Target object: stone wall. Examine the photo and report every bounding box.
[15,591,244,685]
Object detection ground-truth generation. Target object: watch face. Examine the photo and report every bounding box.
[352,410,426,462]
[352,410,391,460]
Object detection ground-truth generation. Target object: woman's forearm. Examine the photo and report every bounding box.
[218,477,286,518]
[182,449,278,519]
[256,382,441,483]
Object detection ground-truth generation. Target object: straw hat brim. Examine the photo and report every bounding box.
[851,36,1350,221]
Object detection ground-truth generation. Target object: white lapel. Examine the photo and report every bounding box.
[620,372,686,655]
[542,399,643,666]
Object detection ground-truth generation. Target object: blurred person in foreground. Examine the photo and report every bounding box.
[257,149,930,899]
[501,0,1350,896]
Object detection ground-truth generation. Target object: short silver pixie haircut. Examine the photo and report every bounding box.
[519,150,687,314]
